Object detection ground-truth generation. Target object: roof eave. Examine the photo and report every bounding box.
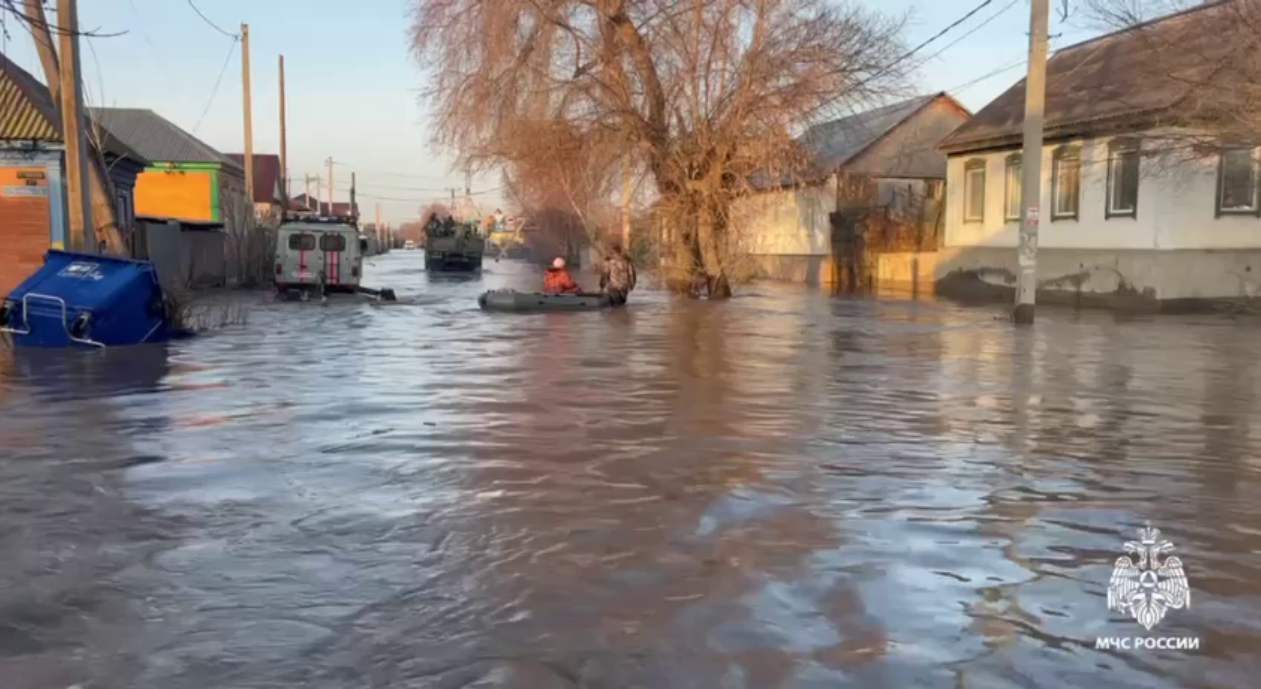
[938,108,1176,155]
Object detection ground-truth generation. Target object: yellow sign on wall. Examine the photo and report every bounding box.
[135,169,214,221]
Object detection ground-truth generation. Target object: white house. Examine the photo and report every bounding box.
[936,2,1261,309]
[733,93,970,285]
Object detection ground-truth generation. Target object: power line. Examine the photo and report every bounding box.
[331,160,457,181]
[906,0,1021,72]
[809,0,997,117]
[185,0,237,39]
[0,3,128,38]
[331,179,474,193]
[896,0,996,68]
[947,58,1026,94]
[192,36,238,134]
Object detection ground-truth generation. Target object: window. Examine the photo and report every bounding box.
[114,192,132,230]
[288,233,316,251]
[1051,145,1080,220]
[1217,146,1260,216]
[963,159,986,223]
[1106,138,1140,218]
[1004,154,1022,221]
[319,233,347,252]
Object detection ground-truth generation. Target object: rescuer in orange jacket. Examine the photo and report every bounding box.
[543,257,582,294]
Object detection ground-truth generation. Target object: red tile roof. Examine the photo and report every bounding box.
[225,153,283,203]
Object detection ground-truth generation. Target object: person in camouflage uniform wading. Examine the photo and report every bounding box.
[599,243,637,307]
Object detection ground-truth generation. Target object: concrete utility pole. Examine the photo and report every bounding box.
[241,24,254,218]
[304,174,312,209]
[57,0,93,251]
[326,157,334,214]
[278,55,288,204]
[1014,0,1049,325]
[350,172,357,220]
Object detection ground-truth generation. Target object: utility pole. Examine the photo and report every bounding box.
[278,55,288,204]
[375,201,382,248]
[304,174,312,209]
[326,157,334,215]
[241,24,254,219]
[1014,0,1049,325]
[350,171,357,220]
[621,154,632,249]
[57,0,93,251]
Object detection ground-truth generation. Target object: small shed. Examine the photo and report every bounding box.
[133,216,226,290]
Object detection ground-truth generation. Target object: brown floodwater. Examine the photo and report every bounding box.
[1,251,1260,688]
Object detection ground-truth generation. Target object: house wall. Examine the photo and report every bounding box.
[846,98,971,179]
[939,131,1261,303]
[0,147,64,295]
[217,167,249,234]
[944,134,1261,250]
[734,98,965,285]
[731,179,836,284]
[135,164,218,222]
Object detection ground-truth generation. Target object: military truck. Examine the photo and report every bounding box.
[423,216,484,272]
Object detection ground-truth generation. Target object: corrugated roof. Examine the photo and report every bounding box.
[90,107,241,169]
[0,51,60,140]
[751,94,955,189]
[1,50,146,162]
[939,1,1237,153]
[226,153,283,203]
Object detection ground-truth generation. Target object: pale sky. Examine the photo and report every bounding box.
[1,0,1100,225]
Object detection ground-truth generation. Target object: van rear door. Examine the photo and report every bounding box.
[281,231,317,284]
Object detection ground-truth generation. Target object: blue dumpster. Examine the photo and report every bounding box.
[0,250,172,348]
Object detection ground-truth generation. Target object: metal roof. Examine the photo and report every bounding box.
[89,107,241,169]
[1,50,147,162]
[938,2,1235,153]
[751,94,963,189]
[0,52,59,141]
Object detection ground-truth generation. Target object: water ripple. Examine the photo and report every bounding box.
[1,253,1260,688]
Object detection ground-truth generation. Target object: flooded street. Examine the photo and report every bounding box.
[3,251,1261,688]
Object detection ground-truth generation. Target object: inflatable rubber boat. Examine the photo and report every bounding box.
[478,290,613,312]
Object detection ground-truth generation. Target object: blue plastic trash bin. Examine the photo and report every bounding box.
[0,250,172,348]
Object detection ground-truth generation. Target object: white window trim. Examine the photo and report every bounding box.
[1216,146,1261,216]
[1004,154,1022,222]
[1051,146,1080,221]
[963,160,985,223]
[1106,140,1140,219]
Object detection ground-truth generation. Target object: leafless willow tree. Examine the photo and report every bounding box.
[410,0,908,297]
[498,120,622,263]
[1076,0,1261,163]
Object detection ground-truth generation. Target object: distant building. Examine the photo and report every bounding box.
[226,152,285,226]
[90,107,247,232]
[289,193,358,217]
[0,51,147,294]
[937,2,1261,308]
[733,93,970,285]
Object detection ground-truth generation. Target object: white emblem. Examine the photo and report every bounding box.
[1107,523,1190,630]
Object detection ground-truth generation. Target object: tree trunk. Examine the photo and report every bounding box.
[694,193,732,299]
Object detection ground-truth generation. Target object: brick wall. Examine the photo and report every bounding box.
[0,166,51,296]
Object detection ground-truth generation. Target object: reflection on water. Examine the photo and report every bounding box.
[2,253,1261,688]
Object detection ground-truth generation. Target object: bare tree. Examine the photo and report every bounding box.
[410,0,908,297]
[498,118,622,263]
[1076,0,1261,164]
